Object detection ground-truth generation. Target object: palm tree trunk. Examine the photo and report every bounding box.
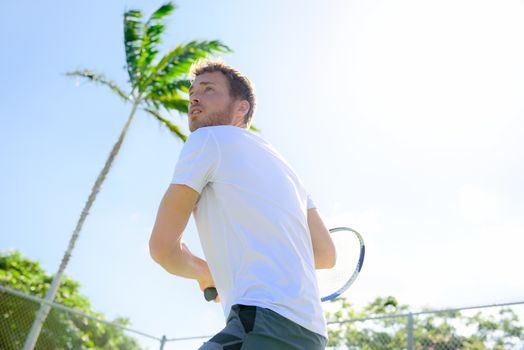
[23,101,141,350]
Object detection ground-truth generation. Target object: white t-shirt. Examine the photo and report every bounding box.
[171,125,326,337]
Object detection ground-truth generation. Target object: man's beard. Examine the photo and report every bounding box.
[189,103,235,132]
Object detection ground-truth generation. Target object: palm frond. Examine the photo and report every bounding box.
[161,79,191,94]
[124,3,176,87]
[146,79,190,112]
[123,9,144,84]
[139,40,231,93]
[135,3,176,83]
[65,70,129,102]
[148,89,189,114]
[149,2,175,20]
[143,107,187,142]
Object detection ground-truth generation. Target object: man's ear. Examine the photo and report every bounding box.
[237,100,250,117]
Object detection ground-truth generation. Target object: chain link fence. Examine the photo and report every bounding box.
[0,284,161,350]
[327,301,524,349]
[1,283,523,349]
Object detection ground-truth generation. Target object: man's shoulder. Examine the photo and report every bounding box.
[184,127,214,149]
[187,127,212,140]
[202,126,257,143]
[189,126,273,153]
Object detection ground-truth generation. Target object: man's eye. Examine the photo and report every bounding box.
[205,87,213,92]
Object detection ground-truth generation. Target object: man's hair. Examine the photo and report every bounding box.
[190,59,256,126]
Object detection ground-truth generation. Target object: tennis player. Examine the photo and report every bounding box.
[149,59,335,349]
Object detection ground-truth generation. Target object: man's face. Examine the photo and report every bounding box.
[188,72,236,132]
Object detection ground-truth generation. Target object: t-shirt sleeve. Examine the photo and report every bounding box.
[307,195,316,210]
[171,129,219,194]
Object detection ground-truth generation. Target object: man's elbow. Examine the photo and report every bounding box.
[149,236,170,264]
[316,248,337,269]
[327,251,337,269]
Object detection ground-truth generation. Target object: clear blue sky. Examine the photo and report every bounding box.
[1,0,524,348]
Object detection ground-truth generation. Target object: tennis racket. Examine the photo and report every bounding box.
[316,227,365,302]
[203,226,365,302]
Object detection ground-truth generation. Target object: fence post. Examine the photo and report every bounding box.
[159,335,167,350]
[407,312,414,350]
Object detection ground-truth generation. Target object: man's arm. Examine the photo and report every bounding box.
[149,184,214,290]
[308,208,337,269]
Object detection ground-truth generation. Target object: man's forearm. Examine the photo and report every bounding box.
[308,208,337,269]
[151,242,210,281]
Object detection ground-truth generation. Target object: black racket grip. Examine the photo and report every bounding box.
[204,287,218,301]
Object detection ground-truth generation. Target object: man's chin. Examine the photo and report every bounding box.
[189,121,200,132]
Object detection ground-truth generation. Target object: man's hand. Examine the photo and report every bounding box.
[177,242,220,302]
[197,272,220,303]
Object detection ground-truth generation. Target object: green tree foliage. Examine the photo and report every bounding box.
[326,296,523,350]
[0,251,142,350]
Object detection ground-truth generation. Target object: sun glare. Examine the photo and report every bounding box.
[349,0,524,150]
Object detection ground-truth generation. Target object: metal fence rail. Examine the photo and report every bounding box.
[0,284,161,349]
[1,283,523,349]
[326,300,524,350]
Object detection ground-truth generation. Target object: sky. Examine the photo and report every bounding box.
[1,0,524,348]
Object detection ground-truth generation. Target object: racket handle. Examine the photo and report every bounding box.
[204,287,218,302]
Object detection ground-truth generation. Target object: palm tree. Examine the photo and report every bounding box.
[23,3,230,349]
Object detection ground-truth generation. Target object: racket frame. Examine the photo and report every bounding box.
[320,227,365,302]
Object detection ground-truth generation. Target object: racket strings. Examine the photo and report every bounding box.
[315,228,364,301]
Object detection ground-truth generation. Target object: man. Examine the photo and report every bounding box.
[149,59,335,349]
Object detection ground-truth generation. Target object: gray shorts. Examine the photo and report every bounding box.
[198,304,327,350]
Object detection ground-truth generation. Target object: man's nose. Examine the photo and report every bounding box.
[190,95,200,105]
